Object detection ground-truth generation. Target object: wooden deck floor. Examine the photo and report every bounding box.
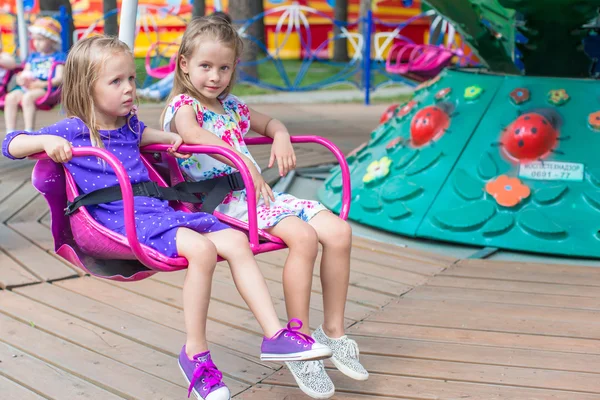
[2,105,600,399]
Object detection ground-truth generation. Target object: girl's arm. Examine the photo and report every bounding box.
[5,133,72,163]
[139,127,189,159]
[249,107,289,139]
[249,107,296,176]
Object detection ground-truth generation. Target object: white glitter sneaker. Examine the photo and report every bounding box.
[285,360,335,399]
[312,326,369,381]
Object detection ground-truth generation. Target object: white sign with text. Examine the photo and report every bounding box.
[518,161,584,182]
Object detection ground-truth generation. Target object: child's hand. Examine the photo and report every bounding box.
[17,70,34,87]
[269,131,296,177]
[246,161,275,208]
[43,136,73,163]
[167,134,191,159]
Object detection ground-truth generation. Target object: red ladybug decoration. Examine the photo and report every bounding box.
[501,112,558,161]
[409,105,450,147]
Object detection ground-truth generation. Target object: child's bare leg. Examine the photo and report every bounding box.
[267,217,319,336]
[176,228,218,358]
[4,90,23,131]
[309,212,352,338]
[203,229,282,337]
[21,89,45,131]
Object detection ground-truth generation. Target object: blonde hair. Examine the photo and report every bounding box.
[62,35,134,148]
[160,16,243,127]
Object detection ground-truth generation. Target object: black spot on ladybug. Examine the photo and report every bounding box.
[596,116,600,121]
[524,116,530,120]
[518,140,524,147]
[531,127,537,134]
[515,128,520,135]
[426,113,431,117]
[422,119,428,125]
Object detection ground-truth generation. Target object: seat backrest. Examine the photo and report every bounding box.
[31,154,187,281]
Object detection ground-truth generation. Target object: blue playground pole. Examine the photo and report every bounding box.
[363,10,373,105]
[57,6,72,52]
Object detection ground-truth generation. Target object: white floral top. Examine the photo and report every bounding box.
[163,93,328,229]
[163,93,260,181]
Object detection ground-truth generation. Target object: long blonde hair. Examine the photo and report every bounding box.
[62,35,134,148]
[160,16,243,127]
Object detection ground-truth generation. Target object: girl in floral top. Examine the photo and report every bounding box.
[161,16,368,399]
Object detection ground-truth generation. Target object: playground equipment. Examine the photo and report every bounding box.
[386,42,463,81]
[319,0,600,260]
[32,137,350,282]
[144,41,179,81]
[0,61,63,111]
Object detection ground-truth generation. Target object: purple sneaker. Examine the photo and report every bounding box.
[178,346,230,400]
[260,319,332,362]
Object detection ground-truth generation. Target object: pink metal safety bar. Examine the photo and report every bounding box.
[143,135,352,253]
[29,137,350,281]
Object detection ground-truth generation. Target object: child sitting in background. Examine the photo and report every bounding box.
[4,17,66,133]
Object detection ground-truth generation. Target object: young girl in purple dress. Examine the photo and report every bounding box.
[2,35,331,400]
[161,16,368,399]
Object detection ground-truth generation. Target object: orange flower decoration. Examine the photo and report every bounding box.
[485,175,530,207]
[589,111,600,130]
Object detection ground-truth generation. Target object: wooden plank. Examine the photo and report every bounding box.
[343,247,446,276]
[111,272,343,332]
[264,369,600,400]
[6,194,48,224]
[259,249,431,287]
[15,282,266,389]
[58,276,269,337]
[383,297,600,327]
[7,222,55,252]
[0,181,38,222]
[0,290,186,389]
[409,285,600,311]
[458,258,600,277]
[352,236,458,265]
[247,260,396,309]
[0,341,122,400]
[347,335,600,373]
[253,255,412,297]
[426,275,600,298]
[0,249,40,289]
[367,301,600,340]
[215,261,386,315]
[0,224,79,281]
[447,260,600,287]
[0,180,23,203]
[237,384,398,399]
[0,375,46,400]
[0,312,189,399]
[355,353,600,393]
[352,321,600,355]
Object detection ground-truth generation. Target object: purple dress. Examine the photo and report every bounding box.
[2,115,230,257]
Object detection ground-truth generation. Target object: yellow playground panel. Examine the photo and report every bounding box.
[0,0,425,59]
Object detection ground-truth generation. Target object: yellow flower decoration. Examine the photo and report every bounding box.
[363,156,392,184]
[548,89,569,106]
